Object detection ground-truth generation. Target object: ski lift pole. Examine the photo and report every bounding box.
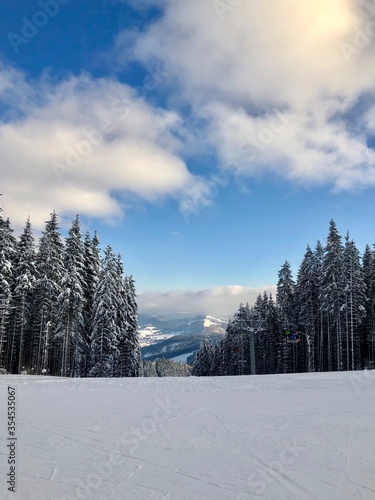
[249,328,256,375]
[236,319,265,376]
[234,327,256,374]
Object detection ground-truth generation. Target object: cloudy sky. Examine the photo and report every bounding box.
[1,0,375,316]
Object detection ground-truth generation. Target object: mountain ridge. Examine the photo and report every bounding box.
[138,313,228,364]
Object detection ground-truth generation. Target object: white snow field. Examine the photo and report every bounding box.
[1,371,375,500]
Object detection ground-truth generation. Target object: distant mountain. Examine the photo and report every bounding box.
[138,314,228,364]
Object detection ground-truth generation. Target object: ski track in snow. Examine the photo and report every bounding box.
[0,372,375,499]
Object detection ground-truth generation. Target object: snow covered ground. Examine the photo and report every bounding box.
[138,325,176,348]
[1,371,375,499]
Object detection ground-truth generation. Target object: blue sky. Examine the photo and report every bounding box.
[1,0,375,315]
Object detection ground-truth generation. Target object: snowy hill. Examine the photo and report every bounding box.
[138,314,227,363]
[2,371,375,499]
[138,313,228,347]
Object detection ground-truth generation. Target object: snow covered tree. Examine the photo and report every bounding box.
[9,217,37,373]
[342,235,366,370]
[0,203,141,378]
[314,240,325,372]
[122,275,141,377]
[295,246,319,372]
[210,342,223,376]
[192,336,214,376]
[277,261,296,373]
[319,220,345,371]
[255,292,281,374]
[56,215,85,377]
[277,261,296,327]
[114,254,128,377]
[89,245,119,377]
[31,211,64,375]
[219,304,256,376]
[0,214,15,370]
[155,358,191,377]
[81,230,101,376]
[362,244,375,367]
[142,359,158,377]
[253,294,269,374]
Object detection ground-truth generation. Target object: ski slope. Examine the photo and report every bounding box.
[1,371,375,499]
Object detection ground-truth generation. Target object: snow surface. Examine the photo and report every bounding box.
[1,371,375,499]
[203,315,228,329]
[137,326,175,348]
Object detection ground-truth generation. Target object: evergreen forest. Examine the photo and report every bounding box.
[193,220,375,376]
[0,207,141,377]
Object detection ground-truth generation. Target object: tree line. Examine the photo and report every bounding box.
[142,358,191,377]
[193,219,375,376]
[0,207,141,377]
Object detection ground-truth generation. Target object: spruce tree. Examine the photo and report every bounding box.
[10,217,37,374]
[277,261,296,327]
[362,244,375,367]
[263,293,281,374]
[123,275,141,376]
[90,245,119,377]
[295,246,318,372]
[220,304,255,376]
[210,342,222,376]
[314,240,325,371]
[342,235,366,370]
[0,214,15,370]
[32,211,64,375]
[114,254,128,377]
[276,261,296,373]
[56,215,85,377]
[192,336,214,376]
[320,220,345,371]
[81,230,101,376]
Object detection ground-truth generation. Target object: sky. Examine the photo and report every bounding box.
[1,0,375,316]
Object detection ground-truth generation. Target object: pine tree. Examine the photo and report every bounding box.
[362,244,375,367]
[295,246,318,372]
[90,245,119,377]
[81,230,101,376]
[114,254,128,377]
[192,336,214,376]
[320,220,345,371]
[0,214,15,370]
[219,304,255,375]
[342,235,366,370]
[56,215,85,377]
[233,303,253,375]
[210,342,222,376]
[31,211,64,375]
[261,293,281,374]
[142,359,158,377]
[314,240,325,371]
[0,204,141,378]
[219,333,231,376]
[10,217,37,374]
[155,358,191,377]
[277,261,296,326]
[123,275,141,376]
[277,261,296,373]
[254,294,268,374]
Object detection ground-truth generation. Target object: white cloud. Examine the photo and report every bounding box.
[122,0,375,191]
[0,66,202,229]
[3,1,375,230]
[138,284,277,316]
